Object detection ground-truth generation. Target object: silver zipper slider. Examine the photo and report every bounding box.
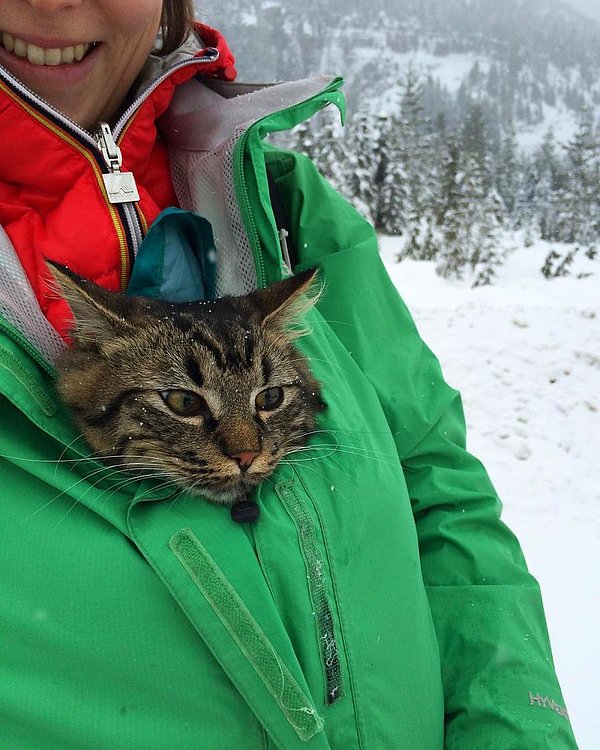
[96,122,140,204]
[279,227,293,273]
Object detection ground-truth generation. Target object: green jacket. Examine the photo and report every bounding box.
[0,73,578,748]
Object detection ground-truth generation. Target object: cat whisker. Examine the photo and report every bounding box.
[0,449,109,466]
[0,450,165,468]
[309,441,400,459]
[315,425,407,440]
[281,447,340,463]
[21,461,126,523]
[53,471,175,531]
[22,459,170,525]
[296,461,353,505]
[280,425,403,457]
[278,428,338,448]
[23,472,109,524]
[166,489,187,513]
[285,444,400,467]
[90,472,176,516]
[55,433,90,475]
[286,355,349,376]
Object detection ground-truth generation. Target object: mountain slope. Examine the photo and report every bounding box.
[197,0,600,146]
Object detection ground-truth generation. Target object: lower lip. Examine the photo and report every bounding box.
[0,42,101,86]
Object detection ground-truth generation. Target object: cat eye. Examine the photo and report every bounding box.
[160,389,205,417]
[255,386,284,411]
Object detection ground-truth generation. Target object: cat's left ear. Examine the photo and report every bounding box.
[252,268,320,328]
[45,260,136,344]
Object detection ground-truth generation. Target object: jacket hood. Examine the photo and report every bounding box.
[0,23,236,338]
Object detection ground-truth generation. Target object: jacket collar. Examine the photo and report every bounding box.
[0,23,236,184]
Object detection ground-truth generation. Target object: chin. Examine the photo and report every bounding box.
[188,476,264,506]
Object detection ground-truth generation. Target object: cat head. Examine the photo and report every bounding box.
[48,262,324,504]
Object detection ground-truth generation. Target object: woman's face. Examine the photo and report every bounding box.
[0,0,163,129]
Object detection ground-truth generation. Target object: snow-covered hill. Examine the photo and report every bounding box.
[380,233,599,748]
[198,0,600,149]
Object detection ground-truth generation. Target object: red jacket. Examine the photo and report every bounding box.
[0,24,236,339]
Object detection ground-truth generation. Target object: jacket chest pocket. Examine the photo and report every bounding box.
[253,469,364,750]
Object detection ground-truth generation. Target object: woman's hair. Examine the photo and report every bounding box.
[160,0,196,56]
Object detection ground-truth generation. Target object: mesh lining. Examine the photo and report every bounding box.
[169,131,258,299]
[0,227,64,364]
[163,75,342,300]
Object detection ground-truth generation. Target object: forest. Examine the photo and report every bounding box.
[282,72,600,285]
[199,0,600,284]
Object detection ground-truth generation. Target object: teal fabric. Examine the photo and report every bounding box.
[127,207,217,302]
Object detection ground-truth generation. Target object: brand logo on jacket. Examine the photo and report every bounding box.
[529,692,570,719]
[102,172,140,204]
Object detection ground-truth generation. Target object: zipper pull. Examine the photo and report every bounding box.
[95,122,140,204]
[279,228,293,273]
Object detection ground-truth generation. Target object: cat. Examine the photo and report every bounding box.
[48,262,324,504]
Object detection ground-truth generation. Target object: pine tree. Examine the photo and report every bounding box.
[554,112,600,246]
[374,114,405,234]
[534,128,564,240]
[513,154,535,238]
[288,120,318,162]
[435,137,461,227]
[513,128,557,239]
[343,111,380,223]
[495,122,519,219]
[470,185,505,286]
[312,110,351,197]
[462,103,487,166]
[543,112,600,276]
[395,69,438,258]
[436,151,503,285]
[541,247,580,278]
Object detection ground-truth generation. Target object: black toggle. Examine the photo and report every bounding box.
[231,499,260,523]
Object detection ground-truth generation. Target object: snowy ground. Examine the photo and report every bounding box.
[379,234,599,749]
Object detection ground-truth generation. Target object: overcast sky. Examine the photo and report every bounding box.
[561,0,600,21]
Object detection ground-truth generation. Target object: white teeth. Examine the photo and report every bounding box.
[26,43,45,66]
[2,32,15,52]
[61,46,74,64]
[1,32,93,65]
[73,44,87,62]
[14,37,27,58]
[44,48,63,66]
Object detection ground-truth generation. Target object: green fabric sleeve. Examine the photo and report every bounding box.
[266,149,578,748]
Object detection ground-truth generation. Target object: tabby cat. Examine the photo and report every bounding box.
[49,262,324,504]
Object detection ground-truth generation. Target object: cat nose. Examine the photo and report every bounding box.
[230,450,260,471]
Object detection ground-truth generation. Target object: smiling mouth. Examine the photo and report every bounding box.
[1,32,98,66]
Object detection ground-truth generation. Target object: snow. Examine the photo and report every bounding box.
[379,234,599,749]
[518,102,581,153]
[409,52,489,93]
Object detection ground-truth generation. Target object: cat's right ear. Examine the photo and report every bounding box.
[252,267,321,329]
[45,260,135,344]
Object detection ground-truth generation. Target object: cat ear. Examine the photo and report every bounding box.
[252,267,320,328]
[46,260,136,344]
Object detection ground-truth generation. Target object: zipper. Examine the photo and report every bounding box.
[95,122,141,204]
[111,48,219,140]
[94,48,219,261]
[275,481,345,706]
[234,135,268,288]
[0,48,219,283]
[95,122,143,259]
